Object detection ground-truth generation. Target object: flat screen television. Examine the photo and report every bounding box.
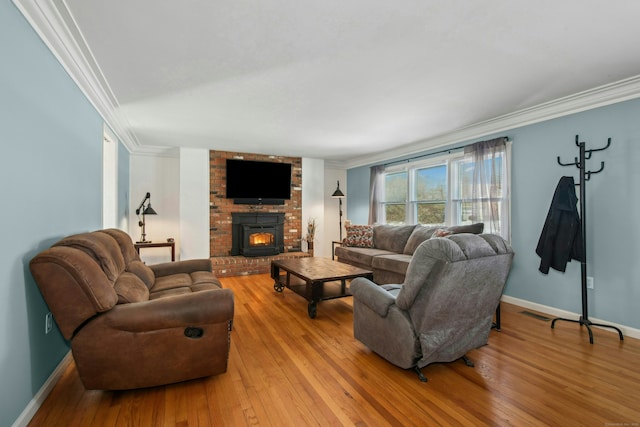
[226,159,292,204]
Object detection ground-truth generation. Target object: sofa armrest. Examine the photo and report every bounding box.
[150,258,212,277]
[350,277,397,317]
[99,288,234,332]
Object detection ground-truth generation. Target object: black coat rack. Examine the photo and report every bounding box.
[552,135,623,344]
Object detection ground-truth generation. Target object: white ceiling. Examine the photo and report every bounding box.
[16,1,640,165]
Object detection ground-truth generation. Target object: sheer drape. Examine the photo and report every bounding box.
[463,137,510,239]
[368,165,385,225]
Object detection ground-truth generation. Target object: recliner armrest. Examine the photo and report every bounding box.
[97,288,234,332]
[150,259,213,277]
[350,277,397,317]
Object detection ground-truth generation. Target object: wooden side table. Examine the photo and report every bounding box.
[134,241,175,261]
[331,241,342,260]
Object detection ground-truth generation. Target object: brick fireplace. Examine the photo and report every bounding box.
[209,151,305,276]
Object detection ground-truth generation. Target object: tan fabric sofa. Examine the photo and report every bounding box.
[29,228,234,390]
[335,223,485,284]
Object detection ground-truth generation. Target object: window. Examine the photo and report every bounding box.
[378,140,510,239]
[383,171,407,224]
[381,158,451,226]
[414,164,447,225]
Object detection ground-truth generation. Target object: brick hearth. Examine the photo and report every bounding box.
[211,252,310,277]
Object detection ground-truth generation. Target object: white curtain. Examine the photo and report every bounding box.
[368,165,385,225]
[464,137,511,240]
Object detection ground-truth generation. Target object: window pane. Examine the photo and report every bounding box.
[416,203,445,225]
[458,160,474,199]
[461,201,473,223]
[384,172,407,203]
[415,165,446,201]
[490,156,503,198]
[457,156,504,199]
[385,204,406,224]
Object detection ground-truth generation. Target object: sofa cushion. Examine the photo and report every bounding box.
[148,287,192,300]
[151,273,192,293]
[126,260,156,289]
[371,253,413,276]
[446,222,484,235]
[190,271,223,288]
[343,224,374,248]
[374,225,416,253]
[147,272,222,300]
[335,246,396,267]
[114,272,149,304]
[403,225,440,255]
[381,284,403,298]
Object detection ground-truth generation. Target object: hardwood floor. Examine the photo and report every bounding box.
[29,274,640,426]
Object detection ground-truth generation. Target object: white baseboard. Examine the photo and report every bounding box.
[12,351,72,427]
[501,295,640,340]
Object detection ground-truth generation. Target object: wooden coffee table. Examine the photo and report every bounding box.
[271,257,373,318]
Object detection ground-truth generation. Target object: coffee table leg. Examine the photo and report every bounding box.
[272,264,284,292]
[307,301,317,319]
[306,280,325,319]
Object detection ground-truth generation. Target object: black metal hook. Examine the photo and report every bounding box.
[586,137,611,156]
[562,135,611,169]
[557,156,579,167]
[585,161,605,181]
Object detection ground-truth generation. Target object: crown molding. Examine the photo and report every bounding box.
[131,145,181,158]
[340,75,640,169]
[12,0,140,153]
[13,0,640,164]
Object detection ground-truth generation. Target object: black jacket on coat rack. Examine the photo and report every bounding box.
[536,176,585,274]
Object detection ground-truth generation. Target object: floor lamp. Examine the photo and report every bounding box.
[331,181,345,241]
[135,192,158,243]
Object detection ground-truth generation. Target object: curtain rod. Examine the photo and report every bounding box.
[382,136,509,168]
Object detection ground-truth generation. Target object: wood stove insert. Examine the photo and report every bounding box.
[231,212,285,256]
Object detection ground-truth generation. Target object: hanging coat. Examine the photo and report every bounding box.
[536,176,585,274]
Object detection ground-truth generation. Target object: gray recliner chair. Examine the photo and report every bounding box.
[350,233,514,381]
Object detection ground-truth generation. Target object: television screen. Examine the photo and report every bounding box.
[226,159,292,201]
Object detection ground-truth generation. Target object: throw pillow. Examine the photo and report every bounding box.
[343,224,374,248]
[403,225,440,254]
[433,228,452,237]
[447,222,484,235]
[373,224,416,253]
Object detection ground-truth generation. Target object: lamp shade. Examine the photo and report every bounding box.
[331,181,345,198]
[143,205,157,215]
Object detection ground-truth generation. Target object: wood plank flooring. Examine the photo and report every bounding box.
[29,273,640,426]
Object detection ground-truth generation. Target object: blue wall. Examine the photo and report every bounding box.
[1,3,117,425]
[348,98,640,331]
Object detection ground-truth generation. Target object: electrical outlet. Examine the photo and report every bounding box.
[587,276,594,290]
[45,312,53,334]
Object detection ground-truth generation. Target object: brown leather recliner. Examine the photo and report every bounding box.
[29,228,234,390]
